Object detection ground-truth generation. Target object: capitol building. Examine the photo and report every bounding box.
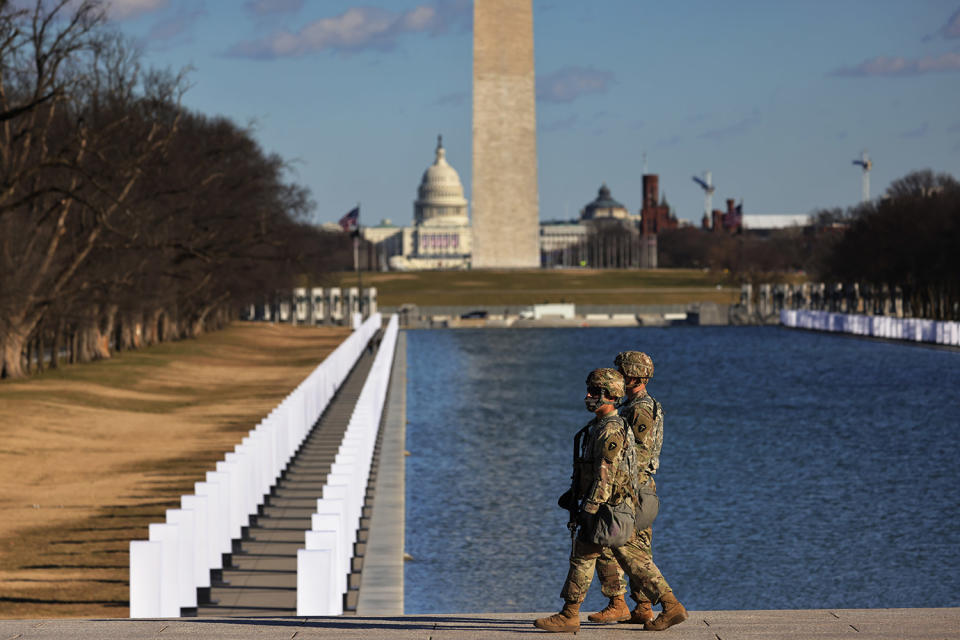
[361,136,472,270]
[361,136,674,270]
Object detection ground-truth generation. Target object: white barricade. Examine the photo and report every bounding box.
[781,310,959,346]
[297,314,399,615]
[148,523,180,618]
[129,313,383,618]
[297,549,341,616]
[129,541,162,618]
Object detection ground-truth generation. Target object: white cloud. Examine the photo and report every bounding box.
[228,1,469,59]
[832,52,960,76]
[104,0,169,21]
[536,66,615,104]
[244,0,303,17]
[143,7,205,47]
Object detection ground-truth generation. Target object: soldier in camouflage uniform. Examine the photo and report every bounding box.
[533,368,685,633]
[586,351,687,631]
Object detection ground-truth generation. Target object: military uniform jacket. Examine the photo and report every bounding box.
[576,413,631,507]
[618,392,664,488]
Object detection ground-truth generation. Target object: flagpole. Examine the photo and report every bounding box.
[355,203,362,316]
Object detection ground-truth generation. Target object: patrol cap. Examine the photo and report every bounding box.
[614,351,654,379]
[585,367,625,399]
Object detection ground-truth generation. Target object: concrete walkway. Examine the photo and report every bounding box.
[1,609,957,639]
[356,331,406,615]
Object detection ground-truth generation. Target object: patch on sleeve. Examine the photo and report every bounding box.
[634,403,656,433]
[599,429,623,463]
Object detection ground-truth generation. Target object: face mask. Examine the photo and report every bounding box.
[584,395,603,412]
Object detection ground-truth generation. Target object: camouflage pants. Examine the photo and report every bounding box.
[595,526,669,604]
[560,527,671,605]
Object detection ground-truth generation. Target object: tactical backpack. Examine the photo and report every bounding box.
[585,416,640,547]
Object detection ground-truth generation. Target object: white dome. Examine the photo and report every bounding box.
[415,135,469,226]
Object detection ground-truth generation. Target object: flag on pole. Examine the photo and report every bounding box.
[338,206,359,233]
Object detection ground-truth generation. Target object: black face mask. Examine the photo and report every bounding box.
[584,395,604,412]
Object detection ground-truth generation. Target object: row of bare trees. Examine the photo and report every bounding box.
[0,1,350,378]
[819,170,960,320]
[658,170,959,320]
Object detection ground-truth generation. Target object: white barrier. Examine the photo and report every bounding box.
[781,310,960,346]
[297,313,399,616]
[129,313,383,618]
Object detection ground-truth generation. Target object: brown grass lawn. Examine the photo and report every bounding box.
[0,322,348,619]
[331,268,741,307]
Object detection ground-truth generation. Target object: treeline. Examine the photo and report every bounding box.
[820,170,960,320]
[0,1,352,378]
[658,170,959,320]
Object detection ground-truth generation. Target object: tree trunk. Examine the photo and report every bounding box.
[50,320,63,370]
[96,304,118,359]
[144,309,162,345]
[77,324,96,363]
[1,326,28,379]
[24,339,33,375]
[35,334,45,373]
[70,331,78,364]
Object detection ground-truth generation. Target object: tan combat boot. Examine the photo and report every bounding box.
[587,594,630,624]
[644,591,688,631]
[625,599,654,624]
[534,601,581,633]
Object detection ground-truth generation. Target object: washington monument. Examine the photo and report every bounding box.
[471,0,540,268]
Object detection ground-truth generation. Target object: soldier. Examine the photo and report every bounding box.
[587,350,687,631]
[534,368,686,633]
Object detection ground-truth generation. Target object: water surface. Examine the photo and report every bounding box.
[404,326,960,613]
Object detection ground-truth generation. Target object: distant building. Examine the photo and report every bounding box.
[702,199,744,233]
[741,213,811,231]
[638,174,678,268]
[700,199,811,235]
[540,178,675,268]
[362,136,472,270]
[581,183,634,221]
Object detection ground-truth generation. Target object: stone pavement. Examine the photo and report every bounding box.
[355,331,406,615]
[0,609,957,639]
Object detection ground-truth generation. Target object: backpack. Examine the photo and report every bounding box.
[585,416,639,547]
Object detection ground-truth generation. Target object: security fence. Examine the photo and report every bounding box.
[129,314,383,618]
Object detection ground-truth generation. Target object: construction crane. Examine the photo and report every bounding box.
[852,150,872,203]
[692,171,715,219]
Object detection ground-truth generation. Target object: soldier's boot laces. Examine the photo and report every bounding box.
[586,595,630,624]
[644,591,688,631]
[625,600,655,624]
[534,602,581,633]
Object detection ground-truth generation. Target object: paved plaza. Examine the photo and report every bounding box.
[0,609,958,639]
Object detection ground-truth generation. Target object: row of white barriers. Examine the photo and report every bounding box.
[781,310,960,346]
[129,313,384,618]
[296,314,399,615]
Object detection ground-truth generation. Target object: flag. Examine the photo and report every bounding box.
[338,206,359,233]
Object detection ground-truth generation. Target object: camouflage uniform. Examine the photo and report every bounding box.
[559,408,670,605]
[597,393,670,603]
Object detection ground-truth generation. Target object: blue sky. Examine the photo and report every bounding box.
[109,0,960,226]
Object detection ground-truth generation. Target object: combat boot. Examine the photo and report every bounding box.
[534,601,581,633]
[625,600,654,624]
[644,591,688,631]
[587,595,630,624]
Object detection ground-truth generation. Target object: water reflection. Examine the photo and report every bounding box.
[405,326,960,613]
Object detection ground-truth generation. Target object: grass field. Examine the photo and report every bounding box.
[332,268,740,307]
[0,323,348,619]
